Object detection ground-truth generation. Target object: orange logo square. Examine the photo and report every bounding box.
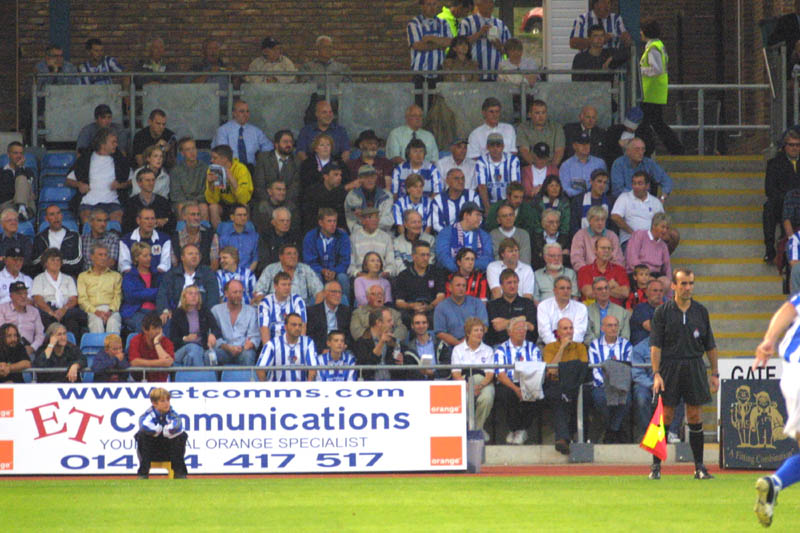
[0,441,12,470]
[0,388,12,418]
[430,436,462,466]
[429,384,461,414]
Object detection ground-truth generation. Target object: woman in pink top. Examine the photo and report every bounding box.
[354,252,392,307]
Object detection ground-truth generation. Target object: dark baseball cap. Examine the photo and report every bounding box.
[5,247,24,259]
[459,201,483,218]
[450,137,468,146]
[262,37,279,49]
[9,281,27,294]
[94,104,112,119]
[532,142,550,158]
[575,131,591,144]
[487,133,504,145]
[321,161,342,174]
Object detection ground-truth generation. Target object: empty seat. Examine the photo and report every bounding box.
[174,370,218,382]
[220,370,255,382]
[42,152,76,171]
[17,221,34,237]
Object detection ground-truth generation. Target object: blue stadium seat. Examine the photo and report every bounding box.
[108,220,122,234]
[175,220,211,232]
[175,370,218,382]
[349,148,361,160]
[17,221,34,237]
[23,157,38,175]
[42,152,76,171]
[67,332,77,345]
[39,186,75,205]
[80,332,109,356]
[439,150,451,159]
[23,370,33,383]
[216,220,256,237]
[40,175,67,189]
[0,154,7,167]
[220,370,255,382]
[197,151,212,165]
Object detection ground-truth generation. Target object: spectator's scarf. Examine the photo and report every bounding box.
[452,222,482,257]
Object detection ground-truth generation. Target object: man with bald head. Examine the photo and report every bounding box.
[610,137,673,199]
[296,100,351,161]
[563,105,605,160]
[350,284,408,341]
[577,236,630,305]
[306,280,352,350]
[386,105,439,165]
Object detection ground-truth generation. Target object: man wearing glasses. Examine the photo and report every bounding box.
[35,44,79,90]
[764,128,800,263]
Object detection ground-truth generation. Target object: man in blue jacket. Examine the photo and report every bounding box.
[156,244,220,327]
[435,202,493,273]
[302,207,351,304]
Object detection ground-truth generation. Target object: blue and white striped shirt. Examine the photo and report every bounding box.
[138,406,185,439]
[257,334,317,382]
[779,292,800,364]
[588,336,632,386]
[258,294,307,339]
[475,153,521,203]
[493,339,542,383]
[788,231,800,262]
[316,350,357,382]
[570,10,627,50]
[79,56,124,85]
[431,189,481,233]
[458,15,510,81]
[407,15,452,72]
[392,162,443,198]
[393,195,435,229]
[216,266,256,305]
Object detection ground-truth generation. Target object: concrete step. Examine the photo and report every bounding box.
[711,315,772,334]
[672,223,761,241]
[484,443,718,465]
[697,294,786,314]
[670,172,762,190]
[690,275,783,295]
[713,332,761,353]
[673,239,764,258]
[668,188,764,207]
[672,257,777,277]
[658,155,764,173]
[666,205,761,224]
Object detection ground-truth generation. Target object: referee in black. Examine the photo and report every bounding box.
[649,268,719,480]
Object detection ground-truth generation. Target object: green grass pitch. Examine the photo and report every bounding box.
[3,473,797,532]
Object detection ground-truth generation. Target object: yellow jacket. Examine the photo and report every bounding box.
[205,159,254,205]
[77,268,122,313]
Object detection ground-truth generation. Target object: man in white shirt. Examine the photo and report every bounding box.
[487,238,534,300]
[467,97,517,159]
[385,105,439,165]
[437,138,477,191]
[610,170,664,244]
[0,247,32,304]
[536,275,588,345]
[451,316,496,442]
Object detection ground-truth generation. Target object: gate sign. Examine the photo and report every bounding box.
[720,379,799,470]
[0,382,467,474]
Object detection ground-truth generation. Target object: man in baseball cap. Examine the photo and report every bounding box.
[559,130,606,197]
[246,36,297,84]
[0,279,43,357]
[437,137,477,191]
[0,246,32,305]
[344,165,394,232]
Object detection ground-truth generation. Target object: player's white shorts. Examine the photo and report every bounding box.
[780,362,800,440]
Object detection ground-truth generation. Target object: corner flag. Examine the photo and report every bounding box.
[640,395,667,461]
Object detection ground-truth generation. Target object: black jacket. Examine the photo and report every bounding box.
[68,149,130,211]
[33,229,83,277]
[306,302,352,352]
[766,152,800,200]
[170,226,217,269]
[562,123,606,161]
[169,307,222,351]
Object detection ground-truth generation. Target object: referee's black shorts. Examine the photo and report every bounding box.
[660,357,711,407]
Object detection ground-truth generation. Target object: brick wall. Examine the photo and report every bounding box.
[0,2,18,131]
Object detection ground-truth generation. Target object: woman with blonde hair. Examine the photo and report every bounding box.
[168,285,222,367]
[121,242,160,332]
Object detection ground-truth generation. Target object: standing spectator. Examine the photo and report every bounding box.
[569,0,631,51]
[156,244,220,318]
[32,205,83,277]
[564,106,606,160]
[246,37,297,84]
[132,110,175,169]
[354,252,393,307]
[498,38,539,86]
[610,138,673,198]
[128,312,175,382]
[570,206,624,271]
[586,315,632,442]
[78,245,122,333]
[0,247,32,303]
[347,130,394,191]
[256,313,317,382]
[205,145,254,229]
[396,241,446,323]
[432,168,481,233]
[349,210,400,278]
[438,0,471,38]
[255,244,324,305]
[91,334,130,383]
[764,129,800,262]
[212,101,273,169]
[521,142,559,200]
[0,282,44,356]
[458,0,510,81]
[253,130,301,223]
[0,211,32,264]
[0,324,31,383]
[537,276,588,345]
[169,138,209,219]
[571,25,627,83]
[625,213,672,291]
[451,317,495,441]
[171,202,219,270]
[486,269,537,346]
[76,104,130,157]
[570,169,614,234]
[119,207,173,273]
[121,242,160,333]
[350,285,408,342]
[559,132,606,198]
[306,281,352,351]
[256,208,300,276]
[489,205,531,265]
[258,272,307,344]
[216,247,256,305]
[445,248,488,302]
[35,44,78,90]
[487,238,534,300]
[345,165,394,233]
[610,170,666,246]
[218,205,258,272]
[467,98,517,160]
[436,202,493,273]
[407,0,452,103]
[31,248,85,340]
[134,388,187,479]
[394,209,436,268]
[392,140,443,199]
[437,139,477,192]
[33,322,85,383]
[302,161,350,234]
[516,100,565,166]
[392,174,436,229]
[297,100,351,161]
[0,142,36,221]
[123,167,174,235]
[82,208,120,271]
[78,38,127,88]
[433,273,488,349]
[531,205,570,269]
[169,285,221,367]
[585,277,630,343]
[577,237,631,304]
[302,35,351,92]
[316,330,357,382]
[533,243,579,304]
[212,279,260,367]
[385,105,439,165]
[475,133,521,207]
[136,37,174,85]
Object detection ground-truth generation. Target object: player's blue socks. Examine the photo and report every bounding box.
[774,454,800,491]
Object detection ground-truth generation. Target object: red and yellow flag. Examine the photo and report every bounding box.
[639,395,667,461]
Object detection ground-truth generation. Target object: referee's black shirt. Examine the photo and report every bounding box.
[650,299,716,360]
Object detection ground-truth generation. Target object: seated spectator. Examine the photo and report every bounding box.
[297,100,350,161]
[516,99,565,167]
[316,329,357,382]
[559,132,606,198]
[132,109,175,169]
[0,142,36,221]
[392,139,443,199]
[216,246,256,305]
[32,248,85,340]
[256,312,317,382]
[32,206,82,277]
[76,104,129,157]
[451,317,494,440]
[585,277,630,343]
[394,209,436,268]
[33,322,85,383]
[131,145,171,198]
[81,208,120,270]
[533,243,579,305]
[531,207,570,269]
[35,43,78,90]
[610,137,673,198]
[438,139,477,194]
[782,185,800,245]
[467,98,517,160]
[498,38,538,85]
[134,387,188,479]
[521,142,559,200]
[487,238,534,300]
[255,244,324,305]
[171,202,219,270]
[570,205,623,271]
[91,333,130,382]
[256,207,300,276]
[212,100,272,168]
[0,281,44,357]
[169,285,221,367]
[78,38,127,88]
[625,264,652,310]
[345,165,394,233]
[0,247,32,303]
[433,273,488,349]
[350,285,407,341]
[78,245,122,333]
[486,268,537,346]
[441,35,479,81]
[257,180,300,236]
[489,316,544,445]
[123,167,174,235]
[489,205,532,265]
[537,276,588,345]
[354,252,393,307]
[563,105,606,159]
[446,245,488,300]
[347,130,394,191]
[476,133,522,208]
[386,105,439,165]
[136,37,174,85]
[625,213,672,291]
[121,242,160,332]
[353,307,412,381]
[212,279,260,367]
[0,210,32,265]
[570,169,614,234]
[398,312,444,380]
[302,35,351,92]
[66,127,130,225]
[396,241,446,323]
[258,271,307,344]
[218,204,258,272]
[253,130,300,229]
[302,161,350,234]
[205,145,254,229]
[299,134,351,198]
[433,165,482,231]
[246,37,297,84]
[586,314,632,443]
[436,202,493,273]
[129,312,175,382]
[307,281,352,351]
[303,207,351,300]
[531,175,571,246]
[485,182,535,235]
[577,237,630,304]
[392,173,436,230]
[156,244,220,320]
[0,323,31,383]
[610,169,664,247]
[119,207,172,273]
[191,38,231,91]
